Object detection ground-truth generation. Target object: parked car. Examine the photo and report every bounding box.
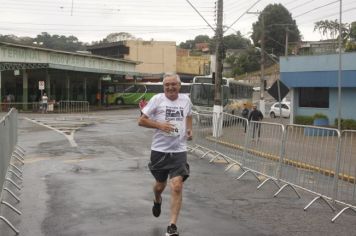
[269,102,291,118]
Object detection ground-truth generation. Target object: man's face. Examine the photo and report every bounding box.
[163,76,181,100]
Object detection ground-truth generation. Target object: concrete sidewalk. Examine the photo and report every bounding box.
[1,109,356,236]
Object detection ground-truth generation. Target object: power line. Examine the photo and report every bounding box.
[289,0,317,11]
[293,0,339,18]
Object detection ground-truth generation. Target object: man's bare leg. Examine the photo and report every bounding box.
[154,181,167,203]
[169,176,183,225]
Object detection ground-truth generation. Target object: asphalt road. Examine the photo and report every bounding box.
[1,109,356,236]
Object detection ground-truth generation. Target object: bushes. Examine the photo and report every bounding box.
[335,119,356,130]
[313,113,328,120]
[296,115,356,130]
[295,115,314,125]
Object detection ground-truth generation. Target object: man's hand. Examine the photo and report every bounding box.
[186,129,193,141]
[159,121,175,133]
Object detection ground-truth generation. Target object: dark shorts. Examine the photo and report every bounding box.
[148,150,190,183]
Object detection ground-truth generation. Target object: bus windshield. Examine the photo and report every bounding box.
[190,84,229,107]
[190,75,253,113]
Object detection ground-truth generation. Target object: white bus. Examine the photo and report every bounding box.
[190,75,253,114]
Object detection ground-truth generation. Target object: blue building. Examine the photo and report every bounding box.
[280,52,356,124]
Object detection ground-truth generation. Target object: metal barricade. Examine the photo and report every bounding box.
[237,121,285,189]
[0,102,40,113]
[58,101,90,113]
[210,113,249,170]
[276,124,340,211]
[189,112,216,158]
[0,108,24,234]
[332,130,356,222]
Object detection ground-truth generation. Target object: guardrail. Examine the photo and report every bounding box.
[0,101,90,114]
[0,102,40,113]
[0,108,25,235]
[190,111,356,223]
[58,101,89,113]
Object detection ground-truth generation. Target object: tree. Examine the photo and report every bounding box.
[224,47,260,76]
[33,32,85,51]
[209,32,251,54]
[103,32,136,43]
[313,19,349,41]
[348,21,356,41]
[251,4,300,56]
[179,35,210,49]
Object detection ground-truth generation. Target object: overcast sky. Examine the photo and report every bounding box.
[0,0,355,44]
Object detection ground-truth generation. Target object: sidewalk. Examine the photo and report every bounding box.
[1,109,356,236]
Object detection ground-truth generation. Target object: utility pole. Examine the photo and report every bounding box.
[260,13,266,115]
[214,0,223,106]
[285,27,289,57]
[248,11,266,115]
[213,0,223,137]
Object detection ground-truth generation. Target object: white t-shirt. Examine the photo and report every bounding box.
[42,95,48,104]
[142,93,192,153]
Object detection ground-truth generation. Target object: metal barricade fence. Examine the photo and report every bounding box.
[58,101,89,113]
[332,130,356,222]
[277,124,340,211]
[0,108,24,234]
[0,102,40,113]
[237,121,285,187]
[190,112,216,158]
[191,111,356,222]
[213,113,248,165]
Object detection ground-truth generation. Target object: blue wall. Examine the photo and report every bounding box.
[280,53,356,72]
[280,53,356,124]
[281,71,356,88]
[294,88,356,123]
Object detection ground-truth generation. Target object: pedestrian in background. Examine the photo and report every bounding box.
[241,103,249,133]
[138,96,148,115]
[138,73,193,236]
[248,104,263,140]
[41,93,48,113]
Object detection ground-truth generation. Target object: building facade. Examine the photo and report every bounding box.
[176,48,210,77]
[87,40,177,75]
[0,42,137,108]
[280,53,356,124]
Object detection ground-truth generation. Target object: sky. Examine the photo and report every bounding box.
[0,0,355,45]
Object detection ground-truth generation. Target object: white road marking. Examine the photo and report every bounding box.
[25,117,78,147]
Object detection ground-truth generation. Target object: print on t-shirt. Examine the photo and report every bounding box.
[165,106,184,136]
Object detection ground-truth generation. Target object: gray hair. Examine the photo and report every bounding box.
[163,72,181,83]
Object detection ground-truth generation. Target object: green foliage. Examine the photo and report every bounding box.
[33,32,85,52]
[295,115,314,125]
[179,35,210,49]
[225,47,260,76]
[350,22,356,41]
[251,3,300,57]
[313,19,349,42]
[313,113,328,120]
[335,119,356,130]
[0,32,86,52]
[345,41,356,52]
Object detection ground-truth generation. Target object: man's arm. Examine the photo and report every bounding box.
[186,115,193,140]
[138,114,174,133]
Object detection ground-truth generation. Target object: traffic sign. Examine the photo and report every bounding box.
[267,80,289,101]
[39,81,45,90]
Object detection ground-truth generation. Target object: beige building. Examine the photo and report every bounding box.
[87,40,177,75]
[176,48,210,75]
[124,40,176,74]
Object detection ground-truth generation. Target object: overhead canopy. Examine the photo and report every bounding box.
[0,42,139,75]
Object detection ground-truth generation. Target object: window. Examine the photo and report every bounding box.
[299,88,329,108]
